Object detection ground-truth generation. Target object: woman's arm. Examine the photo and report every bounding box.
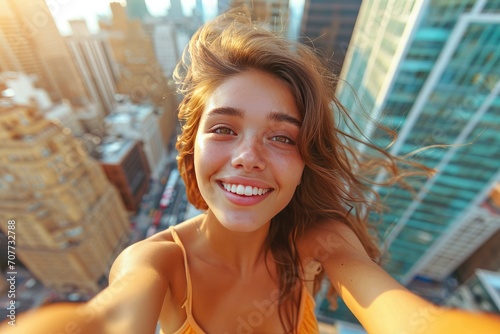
[0,239,177,334]
[302,221,500,334]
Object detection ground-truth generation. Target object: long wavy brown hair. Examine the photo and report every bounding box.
[174,7,432,333]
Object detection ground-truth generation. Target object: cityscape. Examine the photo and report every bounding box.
[0,0,499,333]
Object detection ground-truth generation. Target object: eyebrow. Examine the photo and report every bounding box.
[206,107,302,128]
[268,111,302,128]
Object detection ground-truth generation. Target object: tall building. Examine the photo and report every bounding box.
[454,186,500,282]
[218,0,232,15]
[0,0,57,99]
[0,0,93,108]
[231,0,291,34]
[125,0,151,21]
[445,269,500,314]
[99,138,150,212]
[0,100,130,297]
[100,3,175,108]
[0,71,84,136]
[105,100,168,179]
[143,20,183,78]
[413,186,500,284]
[66,20,118,115]
[167,0,185,19]
[336,0,500,290]
[300,0,362,73]
[100,2,180,149]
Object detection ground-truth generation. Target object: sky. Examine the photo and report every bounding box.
[47,0,218,34]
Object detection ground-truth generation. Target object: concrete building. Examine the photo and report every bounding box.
[100,2,171,107]
[143,20,184,78]
[0,0,95,109]
[167,0,185,20]
[66,20,119,116]
[0,100,130,297]
[105,100,167,179]
[414,186,500,283]
[300,0,362,73]
[99,138,150,212]
[0,71,84,136]
[445,269,500,314]
[231,0,291,34]
[99,2,180,147]
[125,0,151,21]
[0,71,52,108]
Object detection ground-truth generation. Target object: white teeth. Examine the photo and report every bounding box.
[244,186,253,196]
[221,182,270,196]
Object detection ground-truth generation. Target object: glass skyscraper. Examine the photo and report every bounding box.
[321,0,500,323]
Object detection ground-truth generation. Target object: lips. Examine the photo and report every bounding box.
[221,182,271,196]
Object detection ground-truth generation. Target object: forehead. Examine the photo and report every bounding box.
[203,70,300,120]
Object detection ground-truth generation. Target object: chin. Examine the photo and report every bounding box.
[216,212,270,233]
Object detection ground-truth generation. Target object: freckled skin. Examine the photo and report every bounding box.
[194,70,305,233]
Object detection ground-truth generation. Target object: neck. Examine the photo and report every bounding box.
[197,210,271,277]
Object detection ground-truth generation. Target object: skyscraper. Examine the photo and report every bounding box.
[0,71,85,136]
[66,20,118,115]
[0,0,93,108]
[100,3,174,108]
[300,0,362,73]
[0,100,130,297]
[105,101,168,179]
[218,0,232,15]
[167,0,185,19]
[99,138,151,212]
[337,0,500,288]
[125,0,151,21]
[230,0,291,34]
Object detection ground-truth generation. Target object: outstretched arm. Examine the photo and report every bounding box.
[302,221,500,334]
[0,239,174,334]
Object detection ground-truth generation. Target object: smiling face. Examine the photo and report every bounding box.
[194,70,305,232]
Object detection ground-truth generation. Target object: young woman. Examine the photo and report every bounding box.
[2,8,500,334]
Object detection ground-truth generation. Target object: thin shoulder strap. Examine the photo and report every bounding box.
[170,227,193,313]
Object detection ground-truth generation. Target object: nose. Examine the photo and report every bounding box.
[231,136,266,172]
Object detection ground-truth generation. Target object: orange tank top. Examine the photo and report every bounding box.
[160,228,320,334]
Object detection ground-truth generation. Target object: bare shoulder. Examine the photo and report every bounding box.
[297,219,368,262]
[110,214,205,283]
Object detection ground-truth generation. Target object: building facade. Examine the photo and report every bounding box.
[300,0,362,73]
[315,0,500,323]
[0,71,84,136]
[0,100,130,297]
[105,101,168,179]
[66,20,119,116]
[445,269,500,314]
[335,0,500,290]
[0,0,94,108]
[99,138,151,212]
[230,0,290,34]
[100,2,172,107]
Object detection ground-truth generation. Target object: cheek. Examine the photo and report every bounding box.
[193,136,222,181]
[275,155,304,186]
[193,134,205,181]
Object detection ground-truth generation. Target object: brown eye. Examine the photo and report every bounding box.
[271,136,295,145]
[214,127,235,135]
